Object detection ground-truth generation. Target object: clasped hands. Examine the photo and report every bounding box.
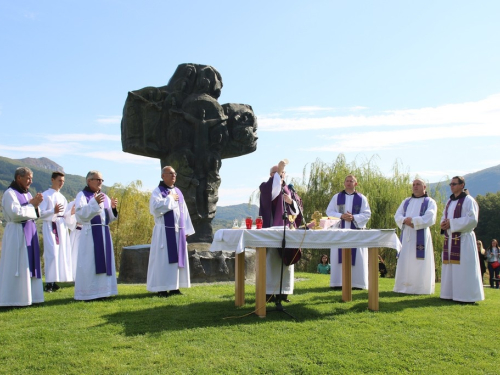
[440,218,450,230]
[403,217,414,228]
[341,212,354,222]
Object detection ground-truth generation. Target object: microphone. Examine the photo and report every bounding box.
[288,183,295,193]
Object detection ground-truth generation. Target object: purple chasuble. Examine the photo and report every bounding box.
[337,191,363,266]
[402,196,430,259]
[12,189,42,279]
[259,177,301,265]
[158,184,187,268]
[443,196,466,264]
[82,189,113,275]
[259,177,293,228]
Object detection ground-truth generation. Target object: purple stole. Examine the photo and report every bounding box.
[12,190,42,279]
[337,191,363,266]
[158,184,187,267]
[52,222,59,244]
[82,190,113,275]
[402,197,430,259]
[443,196,466,264]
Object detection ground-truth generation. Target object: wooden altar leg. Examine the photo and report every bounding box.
[235,251,245,307]
[368,248,379,311]
[255,247,267,318]
[342,248,352,302]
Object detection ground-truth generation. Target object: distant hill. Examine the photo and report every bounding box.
[214,203,259,221]
[0,156,104,201]
[17,157,64,172]
[429,164,500,199]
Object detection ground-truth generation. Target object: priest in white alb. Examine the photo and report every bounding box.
[74,171,119,301]
[39,171,74,292]
[393,179,437,294]
[326,174,371,290]
[147,166,194,297]
[0,167,44,307]
[440,176,484,303]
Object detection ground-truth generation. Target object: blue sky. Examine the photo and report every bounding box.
[1,1,500,206]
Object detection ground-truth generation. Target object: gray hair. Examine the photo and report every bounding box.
[161,166,173,174]
[15,167,33,179]
[86,170,101,182]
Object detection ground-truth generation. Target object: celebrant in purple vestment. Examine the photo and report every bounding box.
[74,171,119,301]
[393,179,437,295]
[326,174,371,290]
[0,167,45,307]
[147,166,195,297]
[440,176,484,303]
[259,160,300,302]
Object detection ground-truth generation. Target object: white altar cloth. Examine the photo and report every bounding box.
[211,228,401,254]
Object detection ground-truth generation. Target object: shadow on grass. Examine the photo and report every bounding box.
[99,299,332,336]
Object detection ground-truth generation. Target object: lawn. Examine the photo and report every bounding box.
[0,274,499,374]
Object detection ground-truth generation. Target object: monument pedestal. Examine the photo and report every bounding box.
[118,243,255,284]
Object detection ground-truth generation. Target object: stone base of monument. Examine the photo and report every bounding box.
[118,242,255,284]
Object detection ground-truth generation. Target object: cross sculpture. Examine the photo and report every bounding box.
[121,63,258,243]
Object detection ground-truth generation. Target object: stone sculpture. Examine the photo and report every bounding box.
[121,64,258,242]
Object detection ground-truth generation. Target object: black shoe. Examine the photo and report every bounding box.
[169,289,182,296]
[157,291,170,298]
[266,294,276,303]
[330,286,342,291]
[44,283,53,293]
[52,283,60,291]
[352,287,363,290]
[280,294,291,303]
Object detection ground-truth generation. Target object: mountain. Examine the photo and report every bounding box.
[214,203,259,221]
[429,164,500,198]
[17,157,64,172]
[0,156,100,201]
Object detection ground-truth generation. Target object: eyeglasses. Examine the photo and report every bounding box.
[92,179,104,182]
[166,173,177,176]
[449,182,461,186]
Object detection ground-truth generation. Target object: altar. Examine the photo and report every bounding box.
[210,228,402,317]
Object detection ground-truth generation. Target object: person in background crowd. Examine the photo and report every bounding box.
[486,239,500,289]
[317,254,331,274]
[476,240,487,284]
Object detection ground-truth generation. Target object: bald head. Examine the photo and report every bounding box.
[412,179,426,197]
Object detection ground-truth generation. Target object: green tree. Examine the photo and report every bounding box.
[291,155,446,279]
[108,181,154,269]
[475,191,500,245]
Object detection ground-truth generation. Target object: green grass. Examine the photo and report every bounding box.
[1,274,499,374]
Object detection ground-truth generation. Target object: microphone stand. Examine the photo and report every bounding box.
[267,184,296,320]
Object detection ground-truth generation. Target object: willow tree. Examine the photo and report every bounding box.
[291,155,446,279]
[108,180,154,269]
